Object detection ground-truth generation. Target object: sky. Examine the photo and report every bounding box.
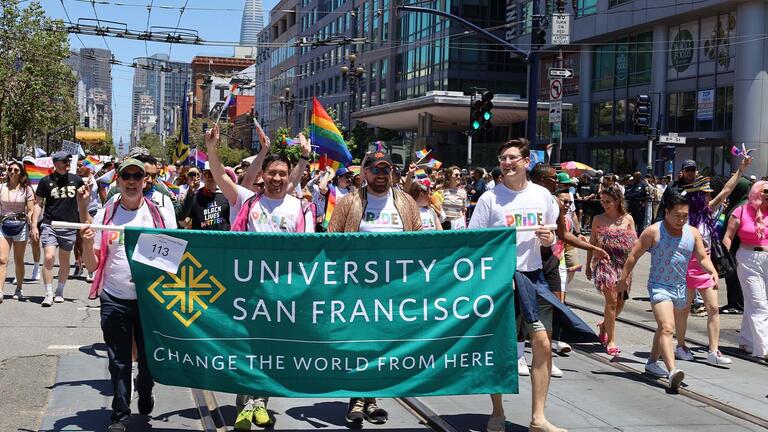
[40,0,280,147]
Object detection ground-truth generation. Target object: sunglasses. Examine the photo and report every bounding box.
[119,171,145,181]
[7,168,19,173]
[762,189,768,194]
[254,182,265,188]
[369,166,391,175]
[683,167,696,172]
[188,172,199,177]
[561,200,573,205]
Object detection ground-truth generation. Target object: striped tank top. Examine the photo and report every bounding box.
[648,222,695,289]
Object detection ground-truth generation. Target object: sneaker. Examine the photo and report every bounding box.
[86,272,94,283]
[551,340,572,354]
[137,391,155,415]
[486,415,506,432]
[41,295,53,307]
[691,304,707,317]
[74,265,83,277]
[644,360,669,378]
[363,400,388,424]
[517,356,530,376]
[668,368,685,391]
[11,277,16,284]
[706,350,732,366]
[12,288,23,301]
[675,346,694,361]
[234,403,254,431]
[106,421,127,432]
[252,405,272,427]
[54,295,64,303]
[551,362,564,378]
[346,398,365,423]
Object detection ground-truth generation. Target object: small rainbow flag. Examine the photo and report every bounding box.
[414,168,428,180]
[423,158,442,169]
[311,97,352,166]
[96,169,116,186]
[318,154,341,172]
[82,155,102,172]
[322,185,337,229]
[415,148,430,160]
[162,180,180,196]
[309,162,320,172]
[23,162,53,186]
[279,135,298,146]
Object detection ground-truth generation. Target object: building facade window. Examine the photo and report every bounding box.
[575,0,597,17]
[714,86,733,131]
[592,101,613,136]
[592,45,614,91]
[609,0,633,7]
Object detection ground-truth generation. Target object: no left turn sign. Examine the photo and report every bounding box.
[549,79,563,101]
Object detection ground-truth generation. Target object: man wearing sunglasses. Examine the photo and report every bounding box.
[655,160,698,222]
[327,151,421,425]
[78,158,177,432]
[32,151,85,307]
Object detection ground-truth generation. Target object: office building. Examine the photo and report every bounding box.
[66,48,113,133]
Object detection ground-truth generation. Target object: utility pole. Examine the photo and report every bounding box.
[526,0,542,147]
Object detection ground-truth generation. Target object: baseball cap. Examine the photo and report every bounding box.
[556,172,574,184]
[22,156,35,164]
[336,167,350,177]
[363,151,392,167]
[128,146,151,159]
[682,160,697,169]
[118,158,146,174]
[52,151,72,162]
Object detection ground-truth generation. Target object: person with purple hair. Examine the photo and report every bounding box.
[673,155,751,367]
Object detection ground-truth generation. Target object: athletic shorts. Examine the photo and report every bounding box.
[40,224,77,252]
[648,283,688,309]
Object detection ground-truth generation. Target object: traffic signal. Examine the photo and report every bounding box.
[84,116,90,128]
[634,94,651,132]
[481,91,494,129]
[532,28,547,48]
[470,99,483,131]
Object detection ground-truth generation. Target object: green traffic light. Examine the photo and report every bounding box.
[483,111,493,121]
[472,120,481,130]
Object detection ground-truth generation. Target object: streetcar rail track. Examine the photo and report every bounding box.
[567,300,768,430]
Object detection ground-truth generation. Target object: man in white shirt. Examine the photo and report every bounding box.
[468,139,565,432]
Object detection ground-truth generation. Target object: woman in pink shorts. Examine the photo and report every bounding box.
[674,155,751,366]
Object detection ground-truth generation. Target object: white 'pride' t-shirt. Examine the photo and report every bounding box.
[468,181,558,271]
[234,189,314,233]
[93,201,178,300]
[419,207,439,231]
[359,190,404,233]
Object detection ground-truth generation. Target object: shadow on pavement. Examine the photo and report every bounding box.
[283,401,363,429]
[48,378,112,396]
[79,342,108,359]
[442,413,529,431]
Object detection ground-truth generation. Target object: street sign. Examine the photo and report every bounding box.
[548,68,574,78]
[549,79,563,101]
[660,134,686,144]
[551,13,570,45]
[549,101,562,124]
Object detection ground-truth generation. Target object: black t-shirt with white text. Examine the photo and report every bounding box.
[182,188,230,231]
[36,172,85,224]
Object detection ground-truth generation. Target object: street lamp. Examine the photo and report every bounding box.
[340,52,364,135]
[278,86,295,130]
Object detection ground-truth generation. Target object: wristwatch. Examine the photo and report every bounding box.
[299,155,310,161]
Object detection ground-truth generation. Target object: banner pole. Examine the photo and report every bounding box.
[52,221,125,232]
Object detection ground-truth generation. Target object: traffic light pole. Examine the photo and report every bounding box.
[526,0,541,148]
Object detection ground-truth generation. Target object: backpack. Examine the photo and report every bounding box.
[89,197,166,300]
[231,193,313,233]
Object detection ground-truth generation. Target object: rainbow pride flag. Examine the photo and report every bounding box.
[415,148,430,161]
[318,154,342,173]
[162,180,180,196]
[414,168,428,180]
[23,162,53,186]
[82,155,102,172]
[322,185,337,229]
[311,97,352,166]
[423,158,442,169]
[96,169,116,186]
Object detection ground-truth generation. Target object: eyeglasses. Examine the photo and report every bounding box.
[369,166,391,175]
[119,171,145,181]
[188,172,199,177]
[498,155,525,163]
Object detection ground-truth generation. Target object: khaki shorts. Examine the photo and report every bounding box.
[564,248,579,269]
[517,295,553,336]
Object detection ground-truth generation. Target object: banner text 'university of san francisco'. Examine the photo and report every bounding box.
[124,228,518,398]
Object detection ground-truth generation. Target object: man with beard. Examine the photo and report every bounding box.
[327,151,421,425]
[204,123,314,430]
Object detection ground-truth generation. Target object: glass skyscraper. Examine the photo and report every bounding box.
[240,0,265,45]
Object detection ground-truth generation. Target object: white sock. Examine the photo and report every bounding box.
[44,284,53,295]
[517,341,526,360]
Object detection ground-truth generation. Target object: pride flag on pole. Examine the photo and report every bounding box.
[311,97,352,166]
[216,83,239,123]
[23,162,53,186]
[82,155,102,172]
[322,186,337,229]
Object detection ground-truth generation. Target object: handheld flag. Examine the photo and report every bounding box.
[375,141,384,151]
[162,180,180,197]
[174,82,191,163]
[731,143,756,157]
[23,162,53,186]
[96,169,116,186]
[311,97,352,166]
[420,158,442,169]
[414,168,428,180]
[215,83,239,124]
[322,185,337,229]
[415,148,430,161]
[189,149,208,170]
[35,147,47,157]
[82,155,103,172]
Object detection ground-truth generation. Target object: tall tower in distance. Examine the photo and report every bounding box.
[240,0,264,46]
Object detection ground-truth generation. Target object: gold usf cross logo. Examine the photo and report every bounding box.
[147,252,226,327]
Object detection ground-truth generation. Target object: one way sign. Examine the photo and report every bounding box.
[548,68,574,78]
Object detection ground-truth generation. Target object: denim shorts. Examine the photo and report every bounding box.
[647,283,688,309]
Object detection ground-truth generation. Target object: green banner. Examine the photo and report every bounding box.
[125,227,518,397]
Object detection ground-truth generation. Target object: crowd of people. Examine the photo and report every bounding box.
[0,127,766,432]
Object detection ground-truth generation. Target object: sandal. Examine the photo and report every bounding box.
[363,400,388,424]
[597,322,607,346]
[607,346,621,357]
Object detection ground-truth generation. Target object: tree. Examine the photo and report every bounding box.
[0,0,77,157]
[136,133,166,160]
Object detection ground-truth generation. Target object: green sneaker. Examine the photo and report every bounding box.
[252,405,273,427]
[234,405,254,431]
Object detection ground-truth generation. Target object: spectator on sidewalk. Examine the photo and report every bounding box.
[0,161,35,302]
